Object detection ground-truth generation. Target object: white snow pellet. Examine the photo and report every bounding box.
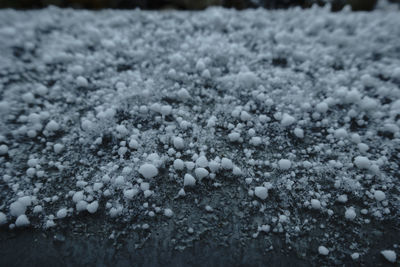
[354,156,370,169]
[33,205,42,213]
[56,208,67,219]
[116,125,129,136]
[76,76,88,87]
[53,143,64,154]
[318,246,329,256]
[177,88,190,100]
[374,190,386,202]
[184,174,196,187]
[161,105,172,116]
[334,128,348,139]
[338,194,348,203]
[124,188,138,199]
[278,159,291,170]
[250,136,262,146]
[87,201,99,214]
[311,199,321,210]
[173,159,185,170]
[18,196,31,207]
[0,144,8,155]
[221,158,233,170]
[129,139,139,149]
[195,168,209,179]
[232,166,242,175]
[208,161,220,173]
[195,156,208,168]
[139,163,158,179]
[316,102,328,113]
[10,201,26,217]
[281,113,296,127]
[26,167,36,177]
[15,215,30,227]
[72,191,84,203]
[294,128,304,138]
[76,200,88,211]
[351,253,360,260]
[254,186,268,200]
[164,208,173,217]
[0,101,10,114]
[381,250,396,263]
[45,120,60,132]
[173,137,184,150]
[228,132,241,142]
[178,188,186,196]
[345,207,356,220]
[0,212,7,225]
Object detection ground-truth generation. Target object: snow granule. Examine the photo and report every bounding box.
[254,187,268,200]
[139,163,158,179]
[15,215,30,227]
[381,250,396,263]
[278,159,291,170]
[221,158,233,170]
[354,156,370,169]
[0,212,7,225]
[184,174,196,187]
[318,246,329,256]
[164,209,173,217]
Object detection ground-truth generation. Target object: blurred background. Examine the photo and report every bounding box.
[1,0,399,10]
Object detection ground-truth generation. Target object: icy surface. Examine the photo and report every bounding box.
[0,4,399,265]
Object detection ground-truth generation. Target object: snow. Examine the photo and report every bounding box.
[164,208,173,217]
[254,186,268,200]
[195,168,209,180]
[45,120,60,132]
[374,190,386,202]
[351,253,360,260]
[53,143,64,154]
[381,250,396,263]
[221,158,233,170]
[316,102,328,113]
[15,214,30,227]
[281,113,296,127]
[139,163,158,179]
[354,156,370,170]
[10,201,26,217]
[318,246,329,256]
[0,144,8,155]
[0,6,399,264]
[173,159,185,170]
[87,201,99,213]
[76,76,88,87]
[228,132,241,142]
[0,212,7,225]
[57,208,68,219]
[294,128,304,138]
[334,128,348,139]
[184,174,196,187]
[195,156,208,168]
[278,159,291,170]
[173,137,184,150]
[124,188,139,199]
[311,199,321,210]
[345,207,356,220]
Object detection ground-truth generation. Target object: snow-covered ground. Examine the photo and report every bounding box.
[0,4,399,265]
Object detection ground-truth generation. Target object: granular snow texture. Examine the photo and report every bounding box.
[0,4,399,265]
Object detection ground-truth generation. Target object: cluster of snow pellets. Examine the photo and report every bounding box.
[0,4,399,265]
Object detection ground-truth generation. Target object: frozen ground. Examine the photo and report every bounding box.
[0,4,400,266]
